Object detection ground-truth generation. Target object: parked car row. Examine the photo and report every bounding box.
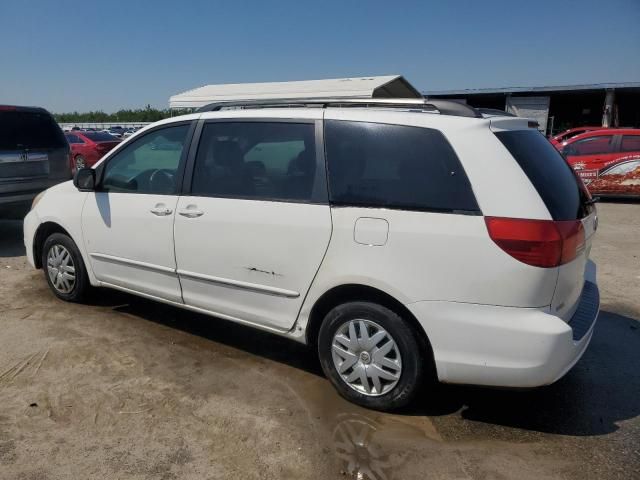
[64,125,144,138]
[551,127,640,198]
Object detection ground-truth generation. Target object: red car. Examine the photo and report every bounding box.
[587,157,640,198]
[65,131,120,172]
[560,128,640,181]
[550,126,605,149]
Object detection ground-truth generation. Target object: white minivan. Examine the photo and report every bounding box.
[24,98,599,410]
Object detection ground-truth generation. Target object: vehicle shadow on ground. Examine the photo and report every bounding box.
[0,220,26,257]
[111,290,640,438]
[109,293,326,377]
[599,197,640,205]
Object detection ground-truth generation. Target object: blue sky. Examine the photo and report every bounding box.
[1,0,638,113]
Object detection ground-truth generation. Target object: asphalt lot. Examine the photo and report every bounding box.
[0,202,638,480]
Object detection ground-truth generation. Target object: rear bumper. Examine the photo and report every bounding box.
[407,278,599,388]
[0,178,63,206]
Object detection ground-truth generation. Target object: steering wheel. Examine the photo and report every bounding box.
[148,169,175,193]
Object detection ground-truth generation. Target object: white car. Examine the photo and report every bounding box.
[24,98,600,410]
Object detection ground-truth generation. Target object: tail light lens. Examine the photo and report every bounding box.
[485,217,585,268]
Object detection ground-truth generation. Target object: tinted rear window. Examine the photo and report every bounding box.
[325,120,479,214]
[65,134,84,144]
[495,129,589,220]
[0,111,66,150]
[84,132,118,142]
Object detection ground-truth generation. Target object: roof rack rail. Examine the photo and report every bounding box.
[196,97,482,118]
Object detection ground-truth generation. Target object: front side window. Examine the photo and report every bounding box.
[324,120,479,213]
[101,124,189,194]
[191,122,317,202]
[566,135,614,156]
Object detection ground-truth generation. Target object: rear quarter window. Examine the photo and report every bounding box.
[495,129,590,220]
[324,120,479,214]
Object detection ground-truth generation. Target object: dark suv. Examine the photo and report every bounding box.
[0,105,70,217]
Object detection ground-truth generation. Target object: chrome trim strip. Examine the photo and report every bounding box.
[177,269,300,298]
[0,152,48,164]
[98,281,290,334]
[89,252,176,274]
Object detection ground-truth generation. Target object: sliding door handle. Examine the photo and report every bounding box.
[178,209,204,218]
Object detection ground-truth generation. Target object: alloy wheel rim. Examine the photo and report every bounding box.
[331,319,402,396]
[46,245,76,294]
[76,157,85,169]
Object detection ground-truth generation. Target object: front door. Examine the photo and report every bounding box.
[82,123,192,302]
[174,119,332,331]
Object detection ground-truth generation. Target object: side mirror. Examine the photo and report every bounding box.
[73,168,96,191]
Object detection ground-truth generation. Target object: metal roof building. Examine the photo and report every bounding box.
[169,75,421,109]
[425,82,640,134]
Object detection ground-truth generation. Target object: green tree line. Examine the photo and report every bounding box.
[53,105,177,123]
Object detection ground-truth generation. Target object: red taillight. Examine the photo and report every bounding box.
[485,217,585,268]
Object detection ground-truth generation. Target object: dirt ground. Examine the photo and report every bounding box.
[0,202,638,480]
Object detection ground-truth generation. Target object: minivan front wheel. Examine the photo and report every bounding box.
[42,233,90,302]
[318,301,424,411]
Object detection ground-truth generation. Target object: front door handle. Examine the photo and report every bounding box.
[150,206,173,216]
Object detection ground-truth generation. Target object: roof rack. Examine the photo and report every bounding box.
[196,97,482,118]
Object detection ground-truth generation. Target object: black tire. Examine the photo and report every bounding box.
[318,301,424,411]
[41,233,91,302]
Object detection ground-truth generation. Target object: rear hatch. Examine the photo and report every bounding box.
[493,127,596,321]
[0,107,70,186]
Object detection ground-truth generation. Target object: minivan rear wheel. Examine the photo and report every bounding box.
[42,233,91,302]
[318,301,423,411]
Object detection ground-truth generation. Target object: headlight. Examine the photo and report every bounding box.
[31,191,46,210]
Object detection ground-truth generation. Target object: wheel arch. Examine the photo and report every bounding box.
[32,222,73,269]
[305,284,436,374]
